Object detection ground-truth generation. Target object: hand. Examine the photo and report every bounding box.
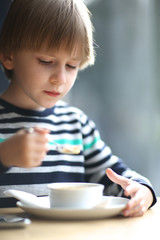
[0,127,50,168]
[106,168,153,217]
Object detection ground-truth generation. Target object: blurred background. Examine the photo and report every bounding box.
[1,0,160,195]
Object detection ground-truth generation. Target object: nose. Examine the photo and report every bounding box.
[49,66,66,86]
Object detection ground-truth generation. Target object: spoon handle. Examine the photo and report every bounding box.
[4,190,46,208]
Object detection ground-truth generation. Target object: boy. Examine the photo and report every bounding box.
[0,0,156,216]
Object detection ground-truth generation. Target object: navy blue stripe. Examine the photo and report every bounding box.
[0,198,18,208]
[0,99,82,117]
[111,159,129,175]
[0,99,55,116]
[50,129,80,134]
[85,146,106,160]
[53,111,81,117]
[0,128,22,134]
[81,118,88,127]
[0,128,80,134]
[82,127,95,139]
[0,109,9,114]
[42,160,83,167]
[0,117,79,125]
[0,172,85,186]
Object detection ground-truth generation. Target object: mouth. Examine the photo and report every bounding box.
[44,90,61,97]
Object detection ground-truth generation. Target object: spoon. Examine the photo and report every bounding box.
[51,141,81,155]
[4,190,49,208]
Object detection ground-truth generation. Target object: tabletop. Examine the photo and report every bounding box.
[0,198,159,240]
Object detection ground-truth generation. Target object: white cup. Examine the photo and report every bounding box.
[48,182,104,209]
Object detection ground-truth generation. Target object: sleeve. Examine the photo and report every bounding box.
[81,113,157,207]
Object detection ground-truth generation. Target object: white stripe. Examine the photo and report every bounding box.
[0,121,80,131]
[7,165,84,174]
[0,112,20,119]
[49,132,81,141]
[45,155,84,162]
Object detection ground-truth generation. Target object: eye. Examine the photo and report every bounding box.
[38,59,52,65]
[66,64,77,69]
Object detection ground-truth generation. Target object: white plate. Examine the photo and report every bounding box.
[17,196,129,220]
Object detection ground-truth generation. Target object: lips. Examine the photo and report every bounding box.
[44,90,61,97]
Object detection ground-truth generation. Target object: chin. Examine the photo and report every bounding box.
[40,102,57,109]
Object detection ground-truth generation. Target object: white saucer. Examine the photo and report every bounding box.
[17,196,128,220]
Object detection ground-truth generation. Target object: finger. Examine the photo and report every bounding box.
[125,198,141,211]
[123,206,139,217]
[35,139,49,151]
[32,158,42,167]
[35,135,49,145]
[34,127,50,134]
[123,195,145,216]
[25,129,49,146]
[129,206,147,217]
[22,156,42,168]
[33,147,48,161]
[106,168,131,189]
[123,202,146,217]
[29,151,46,167]
[22,127,50,137]
[23,141,48,167]
[124,181,140,197]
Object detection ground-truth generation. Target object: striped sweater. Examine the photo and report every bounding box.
[0,98,156,207]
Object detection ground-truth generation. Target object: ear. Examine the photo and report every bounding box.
[0,53,14,70]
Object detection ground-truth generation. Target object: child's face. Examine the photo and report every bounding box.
[4,48,81,110]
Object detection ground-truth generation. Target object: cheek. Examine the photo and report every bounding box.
[15,62,42,82]
[13,65,40,90]
[13,61,31,79]
[69,71,78,83]
[67,73,77,89]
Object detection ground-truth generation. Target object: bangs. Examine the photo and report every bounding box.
[0,0,94,72]
[2,0,86,63]
[34,11,86,63]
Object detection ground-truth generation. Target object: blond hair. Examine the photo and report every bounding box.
[0,0,95,79]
